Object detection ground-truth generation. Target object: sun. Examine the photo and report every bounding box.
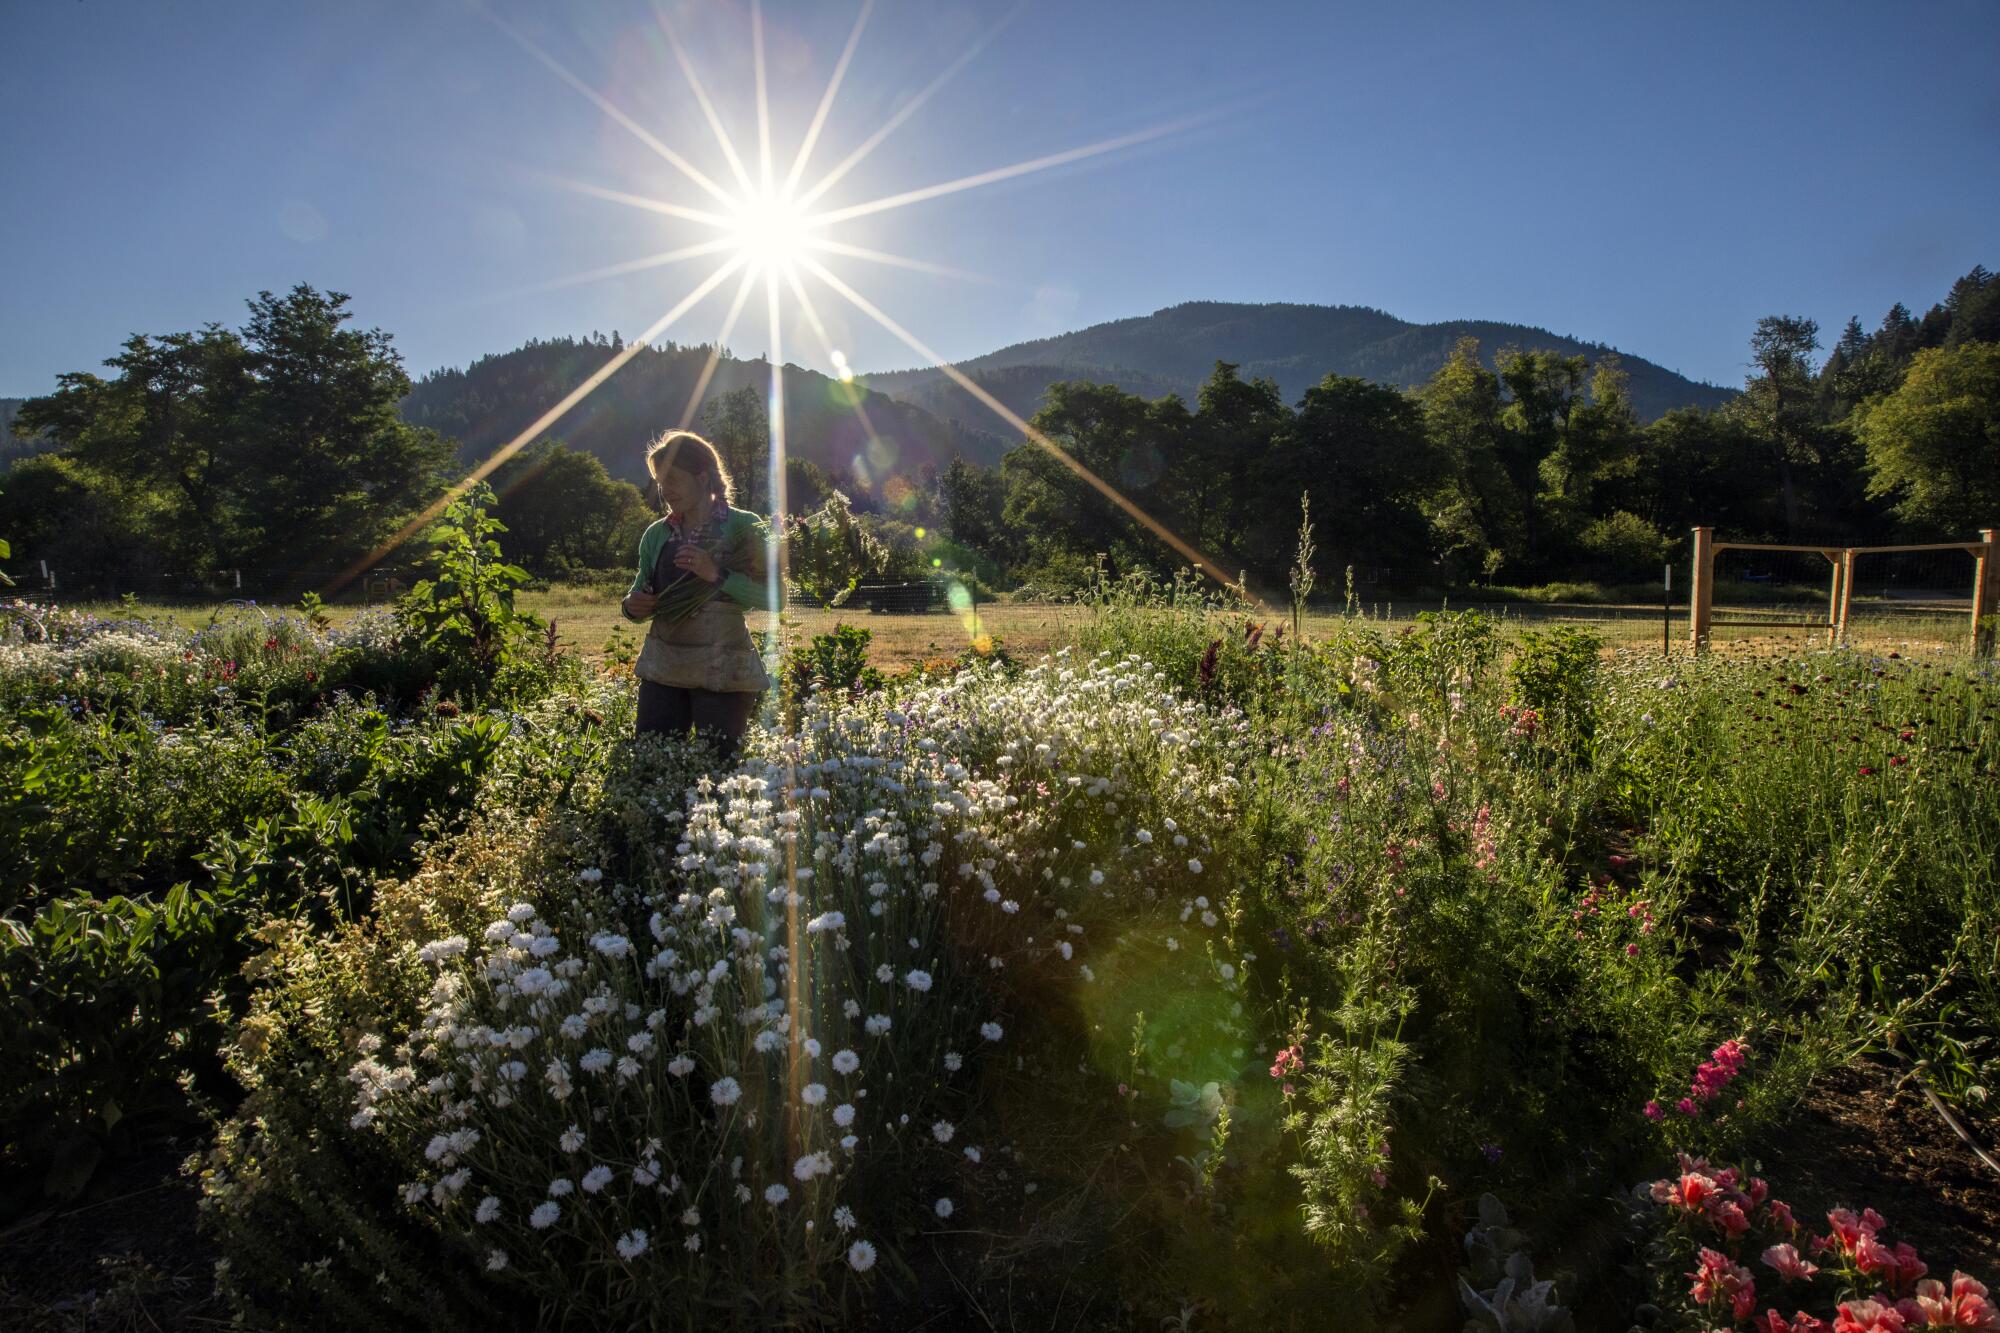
[726,189,815,271]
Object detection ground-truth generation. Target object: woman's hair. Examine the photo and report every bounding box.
[644,429,735,507]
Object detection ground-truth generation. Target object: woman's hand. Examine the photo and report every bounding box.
[623,586,662,618]
[674,543,722,583]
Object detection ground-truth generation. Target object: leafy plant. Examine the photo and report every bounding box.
[397,483,542,702]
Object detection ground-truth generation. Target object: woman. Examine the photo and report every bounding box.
[620,429,779,758]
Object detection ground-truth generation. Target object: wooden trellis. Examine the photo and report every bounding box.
[1688,525,1999,654]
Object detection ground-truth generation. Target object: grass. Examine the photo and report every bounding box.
[65,583,1986,671]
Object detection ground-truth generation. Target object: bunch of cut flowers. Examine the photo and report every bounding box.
[645,504,766,627]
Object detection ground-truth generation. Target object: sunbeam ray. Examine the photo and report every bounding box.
[797,255,1247,596]
[811,114,1209,228]
[678,263,763,428]
[538,174,735,230]
[501,236,738,298]
[482,6,739,210]
[801,236,999,286]
[792,1,1028,212]
[752,1,774,196]
[324,256,749,597]
[782,0,872,198]
[653,6,758,198]
[783,264,891,462]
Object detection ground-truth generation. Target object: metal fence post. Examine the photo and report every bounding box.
[1975,528,1998,656]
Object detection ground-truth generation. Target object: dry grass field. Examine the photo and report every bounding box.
[65,584,1983,669]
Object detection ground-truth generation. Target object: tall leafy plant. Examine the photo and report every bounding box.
[397,483,541,702]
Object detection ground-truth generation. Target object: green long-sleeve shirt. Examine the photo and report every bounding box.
[622,508,782,621]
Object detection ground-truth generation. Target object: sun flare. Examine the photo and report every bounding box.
[726,189,815,271]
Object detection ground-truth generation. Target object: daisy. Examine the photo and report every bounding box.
[848,1240,877,1272]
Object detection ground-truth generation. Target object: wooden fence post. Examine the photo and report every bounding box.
[1975,528,1998,657]
[1689,526,1714,654]
[1836,549,1857,644]
[1825,554,1844,648]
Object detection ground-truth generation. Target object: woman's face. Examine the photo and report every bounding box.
[655,462,709,517]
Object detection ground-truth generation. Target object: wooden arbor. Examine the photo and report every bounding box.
[1687,526,1999,654]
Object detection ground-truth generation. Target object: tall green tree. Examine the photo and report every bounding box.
[235,286,452,574]
[1417,338,1520,582]
[487,438,650,576]
[1188,362,1288,567]
[1740,315,1824,536]
[1855,342,2000,534]
[699,386,770,512]
[1278,374,1440,577]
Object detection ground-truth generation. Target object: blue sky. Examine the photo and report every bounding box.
[3,0,1996,400]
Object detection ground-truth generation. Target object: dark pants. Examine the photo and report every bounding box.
[636,682,761,762]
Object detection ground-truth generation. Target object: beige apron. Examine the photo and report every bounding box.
[635,585,769,693]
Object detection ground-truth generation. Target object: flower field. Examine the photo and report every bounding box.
[4,572,1999,1330]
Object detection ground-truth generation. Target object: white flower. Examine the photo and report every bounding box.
[475,1196,501,1224]
[904,969,933,992]
[1201,911,1219,928]
[547,1177,574,1197]
[668,1054,695,1078]
[559,1125,584,1153]
[874,963,894,983]
[680,1207,701,1227]
[764,1183,790,1205]
[685,1234,702,1253]
[833,1204,856,1232]
[528,934,560,958]
[840,1134,859,1150]
[963,1146,981,1163]
[559,1014,588,1040]
[804,1038,822,1058]
[931,1120,955,1144]
[865,1014,892,1036]
[582,1165,614,1194]
[801,1083,827,1106]
[842,999,861,1018]
[590,933,633,959]
[615,1228,648,1259]
[831,1049,860,1075]
[579,1048,612,1074]
[1188,858,1203,874]
[578,867,603,885]
[848,1240,877,1272]
[832,1103,856,1128]
[710,1077,742,1107]
[806,911,845,934]
[943,1051,963,1072]
[979,1022,1004,1043]
[486,1248,508,1271]
[529,1201,561,1229]
[507,903,536,923]
[1218,963,1236,981]
[934,1197,954,1219]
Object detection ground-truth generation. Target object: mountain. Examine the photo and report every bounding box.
[859,301,1734,427]
[400,337,1010,486]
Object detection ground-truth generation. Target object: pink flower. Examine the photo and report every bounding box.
[1763,1243,1820,1283]
[1757,1313,1831,1333]
[1910,1273,2000,1330]
[1764,1199,1798,1233]
[1677,1097,1701,1117]
[1625,942,1641,958]
[1644,1100,1665,1122]
[1832,1299,1907,1333]
[1690,1248,1756,1318]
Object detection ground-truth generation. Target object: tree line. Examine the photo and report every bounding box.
[935,264,2000,595]
[3,267,1996,598]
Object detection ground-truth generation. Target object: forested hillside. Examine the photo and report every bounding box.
[401,335,1008,481]
[862,301,1735,425]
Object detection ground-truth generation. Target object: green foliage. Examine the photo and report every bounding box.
[779,623,884,723]
[397,483,542,702]
[1387,607,1498,705]
[9,285,452,589]
[1506,625,1604,753]
[783,489,887,606]
[1856,340,2000,534]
